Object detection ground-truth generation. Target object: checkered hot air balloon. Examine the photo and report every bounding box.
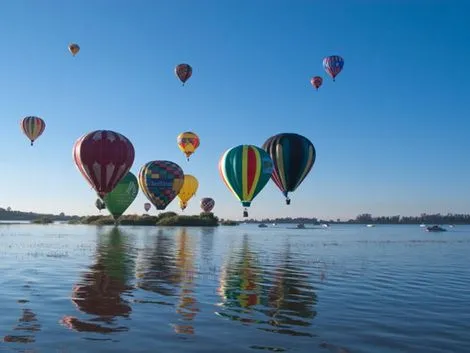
[177,132,200,161]
[138,161,184,210]
[200,198,215,213]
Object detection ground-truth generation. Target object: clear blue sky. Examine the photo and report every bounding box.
[1,0,469,221]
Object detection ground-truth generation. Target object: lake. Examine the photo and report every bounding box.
[0,223,469,353]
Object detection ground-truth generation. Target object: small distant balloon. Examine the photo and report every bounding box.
[144,203,151,212]
[95,198,106,212]
[323,55,344,81]
[200,197,215,213]
[175,63,192,85]
[68,43,80,56]
[20,116,45,146]
[311,76,323,90]
[177,132,200,161]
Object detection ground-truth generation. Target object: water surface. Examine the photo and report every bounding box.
[0,223,469,352]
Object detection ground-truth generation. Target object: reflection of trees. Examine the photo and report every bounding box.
[3,306,41,344]
[135,229,179,297]
[173,228,198,335]
[61,227,135,333]
[217,235,262,323]
[260,241,318,336]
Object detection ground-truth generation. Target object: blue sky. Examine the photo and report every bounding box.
[0,0,469,220]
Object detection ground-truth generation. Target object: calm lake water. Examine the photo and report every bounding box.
[0,223,469,353]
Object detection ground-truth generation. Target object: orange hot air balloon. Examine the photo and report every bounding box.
[175,63,192,85]
[68,43,80,56]
[311,76,323,90]
[20,116,46,146]
[177,132,200,161]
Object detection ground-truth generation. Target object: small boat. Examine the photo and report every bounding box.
[426,225,447,232]
[366,224,375,227]
[419,224,426,227]
[321,224,329,228]
[258,223,268,228]
[296,223,305,229]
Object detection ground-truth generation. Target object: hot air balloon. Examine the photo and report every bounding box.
[138,161,184,210]
[73,130,135,199]
[20,116,45,146]
[262,133,316,205]
[177,175,199,211]
[68,43,80,56]
[200,197,215,213]
[177,132,200,161]
[104,172,139,220]
[219,145,273,217]
[323,55,344,81]
[175,63,192,85]
[144,203,151,212]
[95,198,106,212]
[311,76,323,90]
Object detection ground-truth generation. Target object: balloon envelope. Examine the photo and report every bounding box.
[20,116,45,146]
[68,43,80,56]
[73,130,135,199]
[262,133,315,204]
[138,161,184,210]
[200,197,215,213]
[144,203,151,212]
[104,172,139,220]
[175,63,192,84]
[219,145,273,215]
[323,55,344,81]
[177,174,199,210]
[177,132,200,160]
[311,76,323,90]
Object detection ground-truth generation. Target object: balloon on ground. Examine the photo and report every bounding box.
[73,130,135,199]
[20,116,45,146]
[104,172,139,220]
[138,161,184,210]
[262,133,316,205]
[177,174,199,211]
[219,145,273,217]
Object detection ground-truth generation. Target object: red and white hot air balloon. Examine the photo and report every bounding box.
[73,130,135,199]
[310,76,323,90]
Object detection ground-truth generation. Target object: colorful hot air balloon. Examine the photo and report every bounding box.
[104,172,139,220]
[177,175,199,211]
[200,197,215,213]
[262,133,316,205]
[68,43,80,56]
[144,203,151,212]
[219,145,273,217]
[95,198,106,212]
[138,161,184,210]
[175,63,192,85]
[311,76,323,90]
[73,130,135,199]
[177,132,200,161]
[20,116,45,146]
[323,55,344,81]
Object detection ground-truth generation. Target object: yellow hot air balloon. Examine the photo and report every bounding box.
[177,175,199,211]
[177,132,200,161]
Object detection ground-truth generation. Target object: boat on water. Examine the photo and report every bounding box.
[426,225,447,232]
[296,223,305,229]
[419,224,426,227]
[366,224,375,227]
[321,224,329,228]
[258,223,268,228]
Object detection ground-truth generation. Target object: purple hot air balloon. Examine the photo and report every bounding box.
[200,197,215,213]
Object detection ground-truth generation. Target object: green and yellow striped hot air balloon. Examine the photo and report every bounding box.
[218,145,273,217]
[20,116,46,146]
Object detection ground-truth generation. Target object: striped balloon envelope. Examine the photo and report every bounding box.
[218,145,273,217]
[138,161,184,210]
[323,55,344,81]
[262,133,316,205]
[20,116,46,146]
